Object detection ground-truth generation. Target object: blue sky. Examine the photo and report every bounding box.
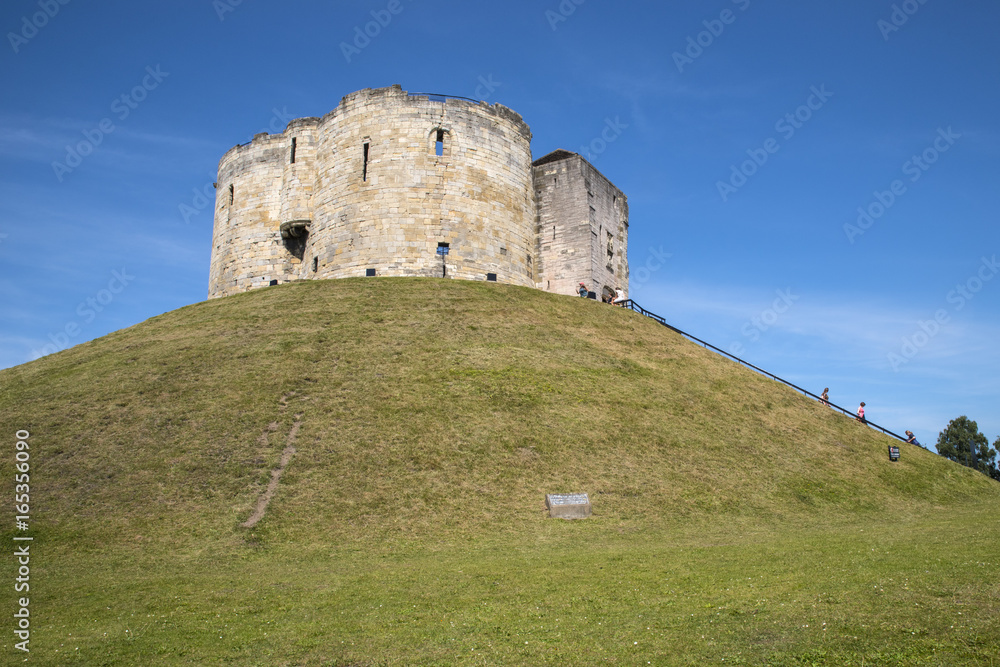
[2,0,998,451]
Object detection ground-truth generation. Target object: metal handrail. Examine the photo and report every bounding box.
[406,92,483,104]
[620,299,908,443]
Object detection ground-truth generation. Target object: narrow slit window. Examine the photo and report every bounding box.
[362,141,370,181]
[228,184,234,205]
[290,137,297,164]
[435,130,444,157]
[312,257,318,272]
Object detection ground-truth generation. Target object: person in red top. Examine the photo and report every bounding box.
[856,402,867,423]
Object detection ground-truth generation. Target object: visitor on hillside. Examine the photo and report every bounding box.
[856,401,867,424]
[612,288,626,307]
[905,430,921,447]
[578,282,588,298]
[820,387,829,407]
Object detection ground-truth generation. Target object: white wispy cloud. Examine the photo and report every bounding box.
[0,114,219,166]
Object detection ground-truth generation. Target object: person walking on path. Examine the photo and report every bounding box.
[820,388,829,407]
[905,430,921,447]
[578,282,588,298]
[856,402,867,424]
[612,287,626,306]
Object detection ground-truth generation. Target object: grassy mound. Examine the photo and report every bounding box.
[2,278,997,665]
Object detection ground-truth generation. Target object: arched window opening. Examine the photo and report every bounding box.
[431,128,450,158]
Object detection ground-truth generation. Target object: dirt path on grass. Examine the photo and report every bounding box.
[242,396,304,528]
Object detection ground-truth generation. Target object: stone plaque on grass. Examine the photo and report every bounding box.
[546,493,591,519]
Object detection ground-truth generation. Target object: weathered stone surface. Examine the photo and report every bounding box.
[546,493,592,520]
[208,85,629,300]
[533,151,629,300]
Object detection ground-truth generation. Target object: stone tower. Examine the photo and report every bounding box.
[532,150,629,301]
[208,85,628,300]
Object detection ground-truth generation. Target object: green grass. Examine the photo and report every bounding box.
[1,277,998,665]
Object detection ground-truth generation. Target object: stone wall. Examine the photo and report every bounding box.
[209,85,535,298]
[533,151,629,299]
[209,133,286,294]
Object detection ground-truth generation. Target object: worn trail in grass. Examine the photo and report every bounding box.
[2,278,998,665]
